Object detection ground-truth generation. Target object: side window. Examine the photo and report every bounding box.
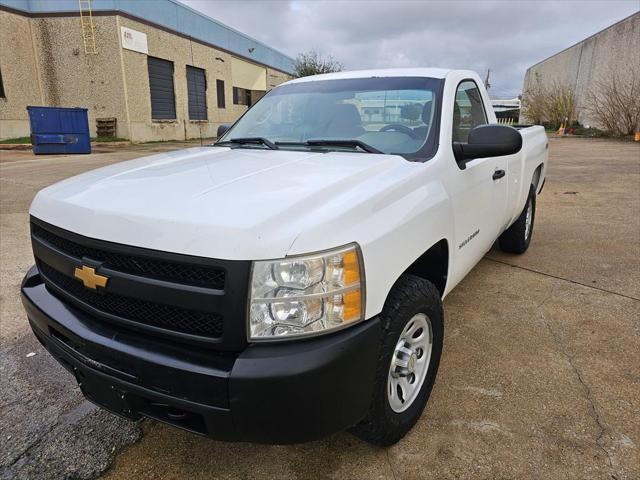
[0,68,5,98]
[453,80,487,143]
[216,80,225,109]
[233,86,249,106]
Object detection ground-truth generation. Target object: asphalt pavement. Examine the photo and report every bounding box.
[1,137,638,479]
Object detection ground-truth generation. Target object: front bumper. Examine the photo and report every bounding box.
[22,266,381,444]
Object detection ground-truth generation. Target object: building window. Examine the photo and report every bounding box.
[233,86,251,106]
[216,79,225,109]
[147,57,176,120]
[0,68,5,98]
[186,66,207,120]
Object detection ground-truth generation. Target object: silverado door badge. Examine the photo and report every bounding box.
[74,265,109,290]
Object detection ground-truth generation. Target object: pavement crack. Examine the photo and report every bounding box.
[386,450,398,480]
[2,401,95,471]
[3,421,57,470]
[536,285,618,478]
[485,257,640,302]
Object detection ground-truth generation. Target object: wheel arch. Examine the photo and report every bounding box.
[396,239,449,298]
[532,163,544,192]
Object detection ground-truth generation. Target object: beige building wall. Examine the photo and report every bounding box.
[30,15,130,138]
[267,68,292,90]
[522,12,640,127]
[231,57,267,90]
[0,10,43,139]
[117,15,258,142]
[0,9,292,142]
[0,12,129,139]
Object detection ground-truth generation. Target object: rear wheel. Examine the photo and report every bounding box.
[498,185,536,254]
[351,275,444,446]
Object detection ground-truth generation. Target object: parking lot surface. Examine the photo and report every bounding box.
[1,137,638,479]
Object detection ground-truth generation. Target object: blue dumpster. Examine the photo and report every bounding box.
[27,106,91,154]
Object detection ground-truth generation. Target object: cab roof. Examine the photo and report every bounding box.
[283,68,454,85]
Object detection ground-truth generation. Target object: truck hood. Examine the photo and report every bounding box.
[31,147,415,259]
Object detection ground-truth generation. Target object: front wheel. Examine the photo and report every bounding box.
[351,275,444,446]
[498,184,536,254]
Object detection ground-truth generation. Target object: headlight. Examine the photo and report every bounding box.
[249,244,365,340]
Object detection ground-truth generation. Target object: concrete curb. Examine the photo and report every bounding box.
[0,142,132,152]
[0,144,32,151]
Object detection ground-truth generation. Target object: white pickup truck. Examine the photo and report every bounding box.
[22,68,547,445]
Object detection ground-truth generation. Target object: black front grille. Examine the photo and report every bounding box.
[39,262,224,338]
[32,223,225,290]
[30,217,252,350]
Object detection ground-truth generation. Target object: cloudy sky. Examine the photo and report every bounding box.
[181,0,638,98]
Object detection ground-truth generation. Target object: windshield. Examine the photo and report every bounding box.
[217,77,443,158]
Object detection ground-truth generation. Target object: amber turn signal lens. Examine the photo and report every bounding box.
[342,289,362,322]
[343,250,360,285]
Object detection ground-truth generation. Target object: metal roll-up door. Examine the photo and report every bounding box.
[148,57,176,120]
[187,66,207,120]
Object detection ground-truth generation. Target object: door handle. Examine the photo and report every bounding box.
[492,169,505,180]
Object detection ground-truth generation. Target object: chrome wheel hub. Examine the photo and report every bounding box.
[387,313,433,413]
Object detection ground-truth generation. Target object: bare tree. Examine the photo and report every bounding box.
[545,81,577,127]
[521,73,576,127]
[585,67,640,136]
[293,51,343,78]
[521,74,548,125]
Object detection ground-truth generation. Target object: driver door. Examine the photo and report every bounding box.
[449,80,508,280]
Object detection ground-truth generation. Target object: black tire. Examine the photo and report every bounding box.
[498,185,536,254]
[351,274,444,446]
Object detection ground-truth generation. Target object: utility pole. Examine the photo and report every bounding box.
[484,69,491,90]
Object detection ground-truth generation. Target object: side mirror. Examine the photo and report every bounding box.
[453,124,522,169]
[217,123,231,139]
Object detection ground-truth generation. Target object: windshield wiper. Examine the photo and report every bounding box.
[216,137,278,150]
[275,139,383,154]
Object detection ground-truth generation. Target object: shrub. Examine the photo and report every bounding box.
[521,75,576,127]
[585,67,640,136]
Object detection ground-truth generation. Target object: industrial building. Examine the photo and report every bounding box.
[0,0,294,142]
[521,11,639,128]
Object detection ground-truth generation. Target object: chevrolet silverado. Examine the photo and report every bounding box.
[21,68,548,445]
